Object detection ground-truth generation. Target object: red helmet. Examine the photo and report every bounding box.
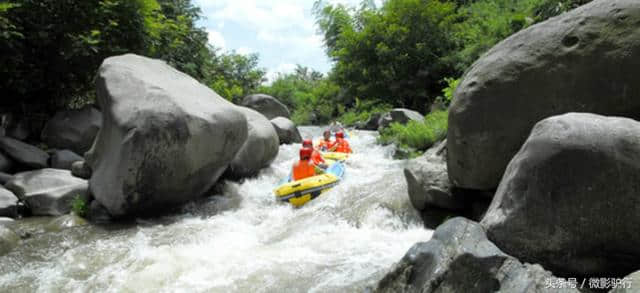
[302,139,313,147]
[299,147,313,160]
[335,131,344,138]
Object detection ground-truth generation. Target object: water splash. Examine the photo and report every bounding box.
[0,127,432,292]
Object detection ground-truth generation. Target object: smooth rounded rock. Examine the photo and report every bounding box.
[41,106,102,155]
[87,54,248,217]
[5,168,89,216]
[240,94,290,120]
[482,113,640,277]
[225,107,279,178]
[448,0,640,190]
[270,116,302,144]
[0,136,49,169]
[70,161,91,179]
[50,149,83,170]
[378,108,423,130]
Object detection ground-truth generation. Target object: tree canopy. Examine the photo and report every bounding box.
[0,0,265,116]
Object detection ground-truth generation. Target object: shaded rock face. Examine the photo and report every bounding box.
[448,0,640,190]
[87,200,112,223]
[41,106,102,155]
[225,107,279,178]
[482,113,640,277]
[241,94,290,120]
[405,141,492,229]
[270,116,302,144]
[87,54,248,218]
[0,152,13,172]
[0,187,19,218]
[376,217,577,293]
[405,140,462,211]
[0,173,12,185]
[0,136,49,169]
[378,108,424,130]
[50,149,83,170]
[5,169,89,216]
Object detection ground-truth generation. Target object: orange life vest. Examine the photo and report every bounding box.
[317,139,334,151]
[311,150,325,165]
[334,138,352,153]
[292,159,316,180]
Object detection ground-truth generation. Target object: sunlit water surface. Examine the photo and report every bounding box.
[0,127,431,292]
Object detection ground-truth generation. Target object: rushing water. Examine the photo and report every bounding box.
[0,127,431,293]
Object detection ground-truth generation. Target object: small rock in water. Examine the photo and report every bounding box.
[5,168,89,216]
[0,225,19,256]
[45,214,88,232]
[71,161,91,179]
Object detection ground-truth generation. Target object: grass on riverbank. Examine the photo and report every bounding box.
[379,109,448,156]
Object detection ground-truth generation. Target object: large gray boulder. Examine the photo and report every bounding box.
[0,136,49,169]
[87,54,248,217]
[376,217,577,293]
[240,94,290,120]
[5,168,89,216]
[378,108,424,130]
[0,187,18,218]
[482,113,640,277]
[50,149,83,170]
[41,106,102,155]
[225,107,279,178]
[270,116,302,144]
[448,0,640,190]
[0,152,12,172]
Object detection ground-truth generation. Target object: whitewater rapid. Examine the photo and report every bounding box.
[0,127,431,292]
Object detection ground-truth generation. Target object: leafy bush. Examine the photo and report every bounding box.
[70,195,88,217]
[338,99,391,126]
[379,109,448,153]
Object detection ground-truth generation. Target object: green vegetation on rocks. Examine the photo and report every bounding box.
[70,195,88,218]
[379,110,449,156]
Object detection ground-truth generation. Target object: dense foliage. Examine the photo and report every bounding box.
[1,0,592,142]
[0,0,265,117]
[309,0,592,115]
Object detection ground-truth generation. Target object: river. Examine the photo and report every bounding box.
[0,127,431,293]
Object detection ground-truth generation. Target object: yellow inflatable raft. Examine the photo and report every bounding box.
[274,162,345,207]
[321,152,349,161]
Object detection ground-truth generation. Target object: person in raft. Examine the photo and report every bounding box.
[329,131,352,153]
[302,139,328,169]
[317,130,334,152]
[292,147,325,181]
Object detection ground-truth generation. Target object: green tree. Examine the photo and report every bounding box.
[206,51,266,103]
[0,0,147,114]
[314,0,459,112]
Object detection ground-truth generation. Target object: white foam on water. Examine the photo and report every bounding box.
[0,127,432,293]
